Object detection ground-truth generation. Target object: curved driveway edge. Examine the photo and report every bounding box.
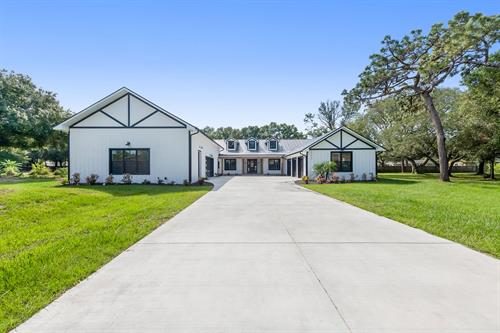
[14,176,499,333]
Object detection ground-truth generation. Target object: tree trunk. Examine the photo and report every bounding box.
[476,160,485,175]
[422,92,450,181]
[408,159,419,174]
[401,158,404,173]
[489,159,495,179]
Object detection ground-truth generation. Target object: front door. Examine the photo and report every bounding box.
[247,159,258,174]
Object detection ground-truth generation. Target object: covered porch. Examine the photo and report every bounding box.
[218,156,287,176]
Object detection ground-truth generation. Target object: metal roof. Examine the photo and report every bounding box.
[216,139,313,156]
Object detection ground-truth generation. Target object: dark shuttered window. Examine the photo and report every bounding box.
[110,149,150,175]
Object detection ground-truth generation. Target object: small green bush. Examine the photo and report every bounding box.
[53,167,68,178]
[313,161,337,179]
[30,162,52,177]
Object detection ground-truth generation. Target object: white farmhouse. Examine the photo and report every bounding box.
[56,88,384,183]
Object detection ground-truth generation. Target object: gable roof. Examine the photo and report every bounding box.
[55,87,197,132]
[285,126,385,156]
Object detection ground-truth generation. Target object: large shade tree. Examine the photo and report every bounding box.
[343,12,499,181]
[0,69,71,164]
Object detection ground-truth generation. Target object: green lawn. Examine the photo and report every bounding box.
[0,179,210,332]
[304,173,500,258]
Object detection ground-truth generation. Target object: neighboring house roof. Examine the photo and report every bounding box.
[216,139,313,156]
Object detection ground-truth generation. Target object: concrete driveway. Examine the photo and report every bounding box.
[15,176,499,333]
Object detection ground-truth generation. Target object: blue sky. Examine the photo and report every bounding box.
[1,0,498,130]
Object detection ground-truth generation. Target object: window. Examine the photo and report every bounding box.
[248,139,257,151]
[331,152,352,172]
[268,159,281,171]
[224,159,237,171]
[227,140,236,151]
[110,149,150,175]
[269,140,278,151]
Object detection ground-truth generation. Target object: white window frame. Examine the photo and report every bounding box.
[269,140,278,151]
[227,140,236,151]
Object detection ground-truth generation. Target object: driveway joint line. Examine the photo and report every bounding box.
[278,218,353,333]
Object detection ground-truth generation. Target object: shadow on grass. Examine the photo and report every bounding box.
[376,177,419,185]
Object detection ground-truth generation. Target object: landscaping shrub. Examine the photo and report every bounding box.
[0,159,21,176]
[71,172,81,185]
[313,161,337,180]
[121,174,132,184]
[53,167,68,178]
[30,162,51,177]
[85,174,99,185]
[105,175,114,185]
[142,179,151,185]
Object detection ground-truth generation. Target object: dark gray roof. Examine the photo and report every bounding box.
[216,139,312,156]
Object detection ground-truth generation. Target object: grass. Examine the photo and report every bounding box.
[0,179,210,332]
[304,173,500,258]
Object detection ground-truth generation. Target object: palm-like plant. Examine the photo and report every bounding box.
[0,159,21,176]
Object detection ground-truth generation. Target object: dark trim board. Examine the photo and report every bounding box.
[100,110,127,127]
[128,92,187,128]
[343,139,359,149]
[131,110,158,127]
[188,132,192,183]
[69,92,187,129]
[312,148,375,151]
[71,126,186,129]
[325,138,341,149]
[67,130,70,182]
[127,94,131,127]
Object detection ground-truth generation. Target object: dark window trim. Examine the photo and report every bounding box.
[109,148,151,175]
[330,151,353,172]
[224,158,237,171]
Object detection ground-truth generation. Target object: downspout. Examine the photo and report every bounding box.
[67,129,71,183]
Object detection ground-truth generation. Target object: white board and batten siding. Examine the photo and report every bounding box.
[61,88,220,184]
[306,128,380,179]
[191,132,220,180]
